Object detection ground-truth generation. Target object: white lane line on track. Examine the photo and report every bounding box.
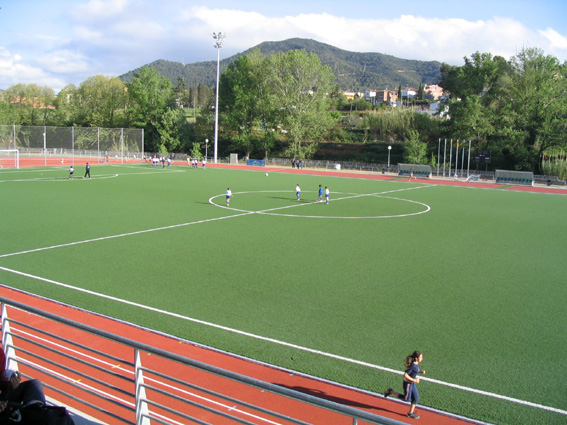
[0,265,565,416]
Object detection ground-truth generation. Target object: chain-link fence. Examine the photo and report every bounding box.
[0,125,144,166]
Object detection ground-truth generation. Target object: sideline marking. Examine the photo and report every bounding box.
[0,264,565,416]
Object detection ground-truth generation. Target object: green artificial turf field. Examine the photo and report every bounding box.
[0,164,566,425]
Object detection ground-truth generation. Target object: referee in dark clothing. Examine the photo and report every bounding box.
[84,163,91,178]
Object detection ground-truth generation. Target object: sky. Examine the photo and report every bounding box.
[1,0,566,91]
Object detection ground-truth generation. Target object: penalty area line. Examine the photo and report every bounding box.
[0,266,564,416]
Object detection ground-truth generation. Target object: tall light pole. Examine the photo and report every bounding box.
[212,32,226,164]
[387,145,392,171]
[205,138,208,160]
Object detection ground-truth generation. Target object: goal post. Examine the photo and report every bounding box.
[0,149,19,169]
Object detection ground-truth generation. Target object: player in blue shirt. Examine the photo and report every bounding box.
[384,351,426,419]
[318,185,323,202]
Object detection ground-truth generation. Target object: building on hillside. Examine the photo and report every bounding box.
[376,89,399,105]
[343,91,359,101]
[364,90,376,104]
[424,84,444,100]
[401,87,417,99]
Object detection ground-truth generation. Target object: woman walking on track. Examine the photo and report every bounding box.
[384,351,426,419]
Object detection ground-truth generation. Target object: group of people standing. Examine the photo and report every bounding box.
[152,156,171,167]
[188,158,206,169]
[291,159,303,169]
[295,184,329,204]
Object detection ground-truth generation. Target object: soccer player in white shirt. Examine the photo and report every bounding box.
[226,188,232,206]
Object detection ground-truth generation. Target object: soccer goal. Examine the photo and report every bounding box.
[0,149,19,169]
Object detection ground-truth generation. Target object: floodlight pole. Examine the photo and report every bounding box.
[387,145,391,172]
[212,32,226,164]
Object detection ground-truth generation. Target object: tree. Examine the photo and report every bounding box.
[220,50,271,159]
[417,83,425,101]
[126,66,175,152]
[1,83,55,125]
[503,48,567,171]
[64,75,129,127]
[0,96,20,125]
[403,129,428,164]
[439,48,567,172]
[156,108,189,153]
[190,142,202,159]
[266,50,337,159]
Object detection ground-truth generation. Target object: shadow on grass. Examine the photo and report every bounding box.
[268,196,312,202]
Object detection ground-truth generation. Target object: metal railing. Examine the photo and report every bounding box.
[0,296,406,425]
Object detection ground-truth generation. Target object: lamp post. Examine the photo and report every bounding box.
[205,138,208,160]
[387,145,392,171]
[212,32,226,164]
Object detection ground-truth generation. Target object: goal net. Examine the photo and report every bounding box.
[0,150,19,169]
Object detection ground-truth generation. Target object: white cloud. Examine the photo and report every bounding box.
[540,28,567,50]
[70,0,129,20]
[181,8,566,64]
[0,47,67,90]
[73,25,104,42]
[3,4,566,91]
[36,50,91,74]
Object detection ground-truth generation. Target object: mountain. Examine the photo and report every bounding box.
[120,38,442,91]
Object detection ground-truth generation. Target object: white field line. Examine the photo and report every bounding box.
[0,265,565,416]
[0,169,185,183]
[0,185,565,416]
[211,186,431,219]
[0,186,426,259]
[0,212,254,259]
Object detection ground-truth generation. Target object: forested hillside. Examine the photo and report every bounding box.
[120,38,441,90]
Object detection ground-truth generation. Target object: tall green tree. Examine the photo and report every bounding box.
[440,48,567,172]
[72,75,128,127]
[266,50,337,159]
[503,48,567,170]
[220,49,273,159]
[126,66,175,152]
[403,129,428,163]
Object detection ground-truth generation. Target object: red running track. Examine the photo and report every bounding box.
[0,286,482,425]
